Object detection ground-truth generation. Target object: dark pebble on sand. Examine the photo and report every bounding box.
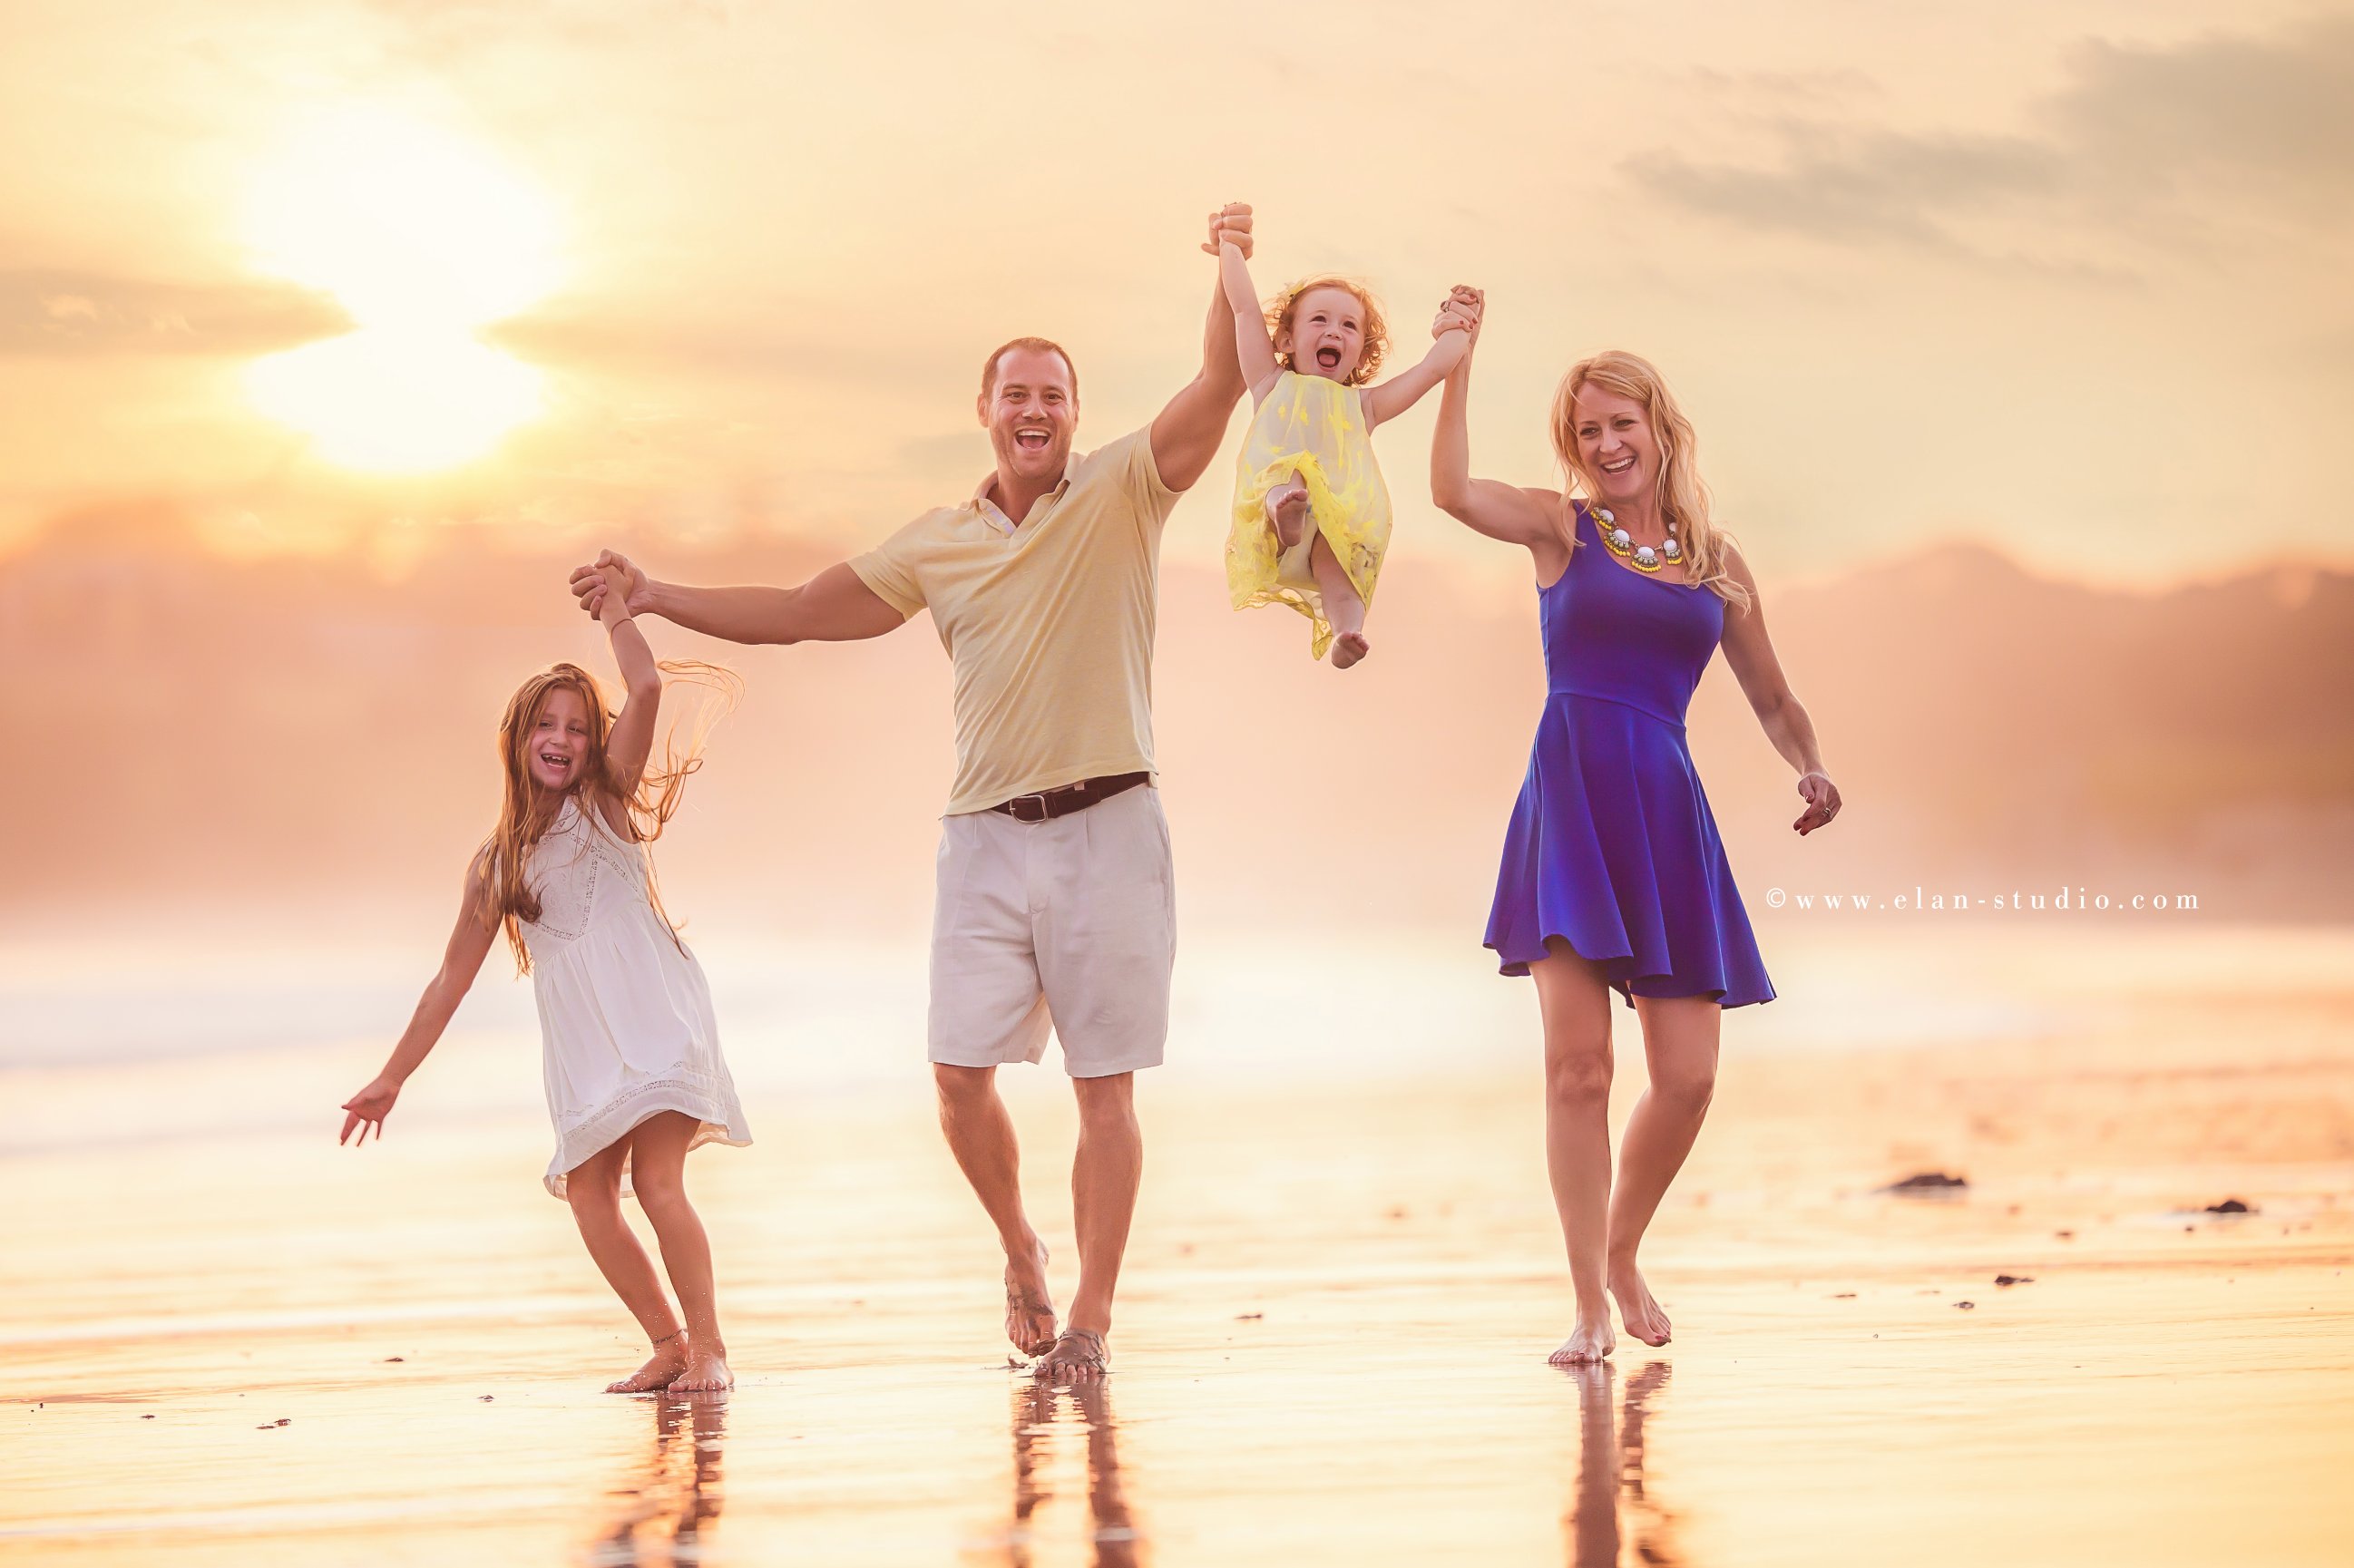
[142,1414,153,1419]
[1236,1312,1264,1320]
[2204,1198,2254,1214]
[1832,1292,1857,1300]
[383,1357,404,1363]
[1995,1274,2035,1287]
[1884,1172,1968,1193]
[1955,1300,1976,1310]
[479,1395,494,1402]
[2056,1230,2075,1240]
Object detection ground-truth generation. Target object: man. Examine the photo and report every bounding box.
[569,203,1254,1380]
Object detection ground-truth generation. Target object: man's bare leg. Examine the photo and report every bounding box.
[1309,533,1371,668]
[1533,940,1617,1364]
[935,1063,1059,1357]
[1040,1072,1141,1381]
[1607,996,1720,1348]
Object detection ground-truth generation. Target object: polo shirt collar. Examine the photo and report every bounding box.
[967,457,1077,536]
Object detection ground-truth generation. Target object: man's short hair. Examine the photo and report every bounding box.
[981,336,1079,403]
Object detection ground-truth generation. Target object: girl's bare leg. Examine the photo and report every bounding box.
[1309,533,1371,668]
[1607,996,1721,1347]
[628,1111,732,1392]
[1532,940,1617,1363]
[564,1141,689,1392]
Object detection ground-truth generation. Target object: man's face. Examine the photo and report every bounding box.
[978,346,1078,488]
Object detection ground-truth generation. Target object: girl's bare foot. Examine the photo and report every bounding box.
[1330,631,1371,669]
[668,1345,733,1394]
[607,1336,689,1393]
[1548,1307,1616,1366]
[1270,484,1310,550]
[1608,1260,1672,1348]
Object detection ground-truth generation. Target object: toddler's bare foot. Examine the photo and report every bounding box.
[1270,485,1310,550]
[668,1345,734,1394]
[607,1335,689,1393]
[1548,1306,1616,1366]
[1330,631,1370,669]
[1608,1259,1672,1348]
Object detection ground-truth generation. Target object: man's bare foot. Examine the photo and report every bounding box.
[668,1345,734,1394]
[1004,1240,1058,1358]
[607,1336,689,1393]
[1548,1308,1616,1366]
[1330,631,1370,669]
[1270,484,1310,550]
[1608,1259,1672,1348]
[1037,1325,1109,1383]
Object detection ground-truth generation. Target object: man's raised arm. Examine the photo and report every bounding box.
[1148,201,1255,494]
[569,553,906,647]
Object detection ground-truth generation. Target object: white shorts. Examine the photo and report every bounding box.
[928,783,1176,1077]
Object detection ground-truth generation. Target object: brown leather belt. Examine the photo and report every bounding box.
[988,772,1151,823]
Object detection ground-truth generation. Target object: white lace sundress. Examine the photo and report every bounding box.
[518,794,750,1200]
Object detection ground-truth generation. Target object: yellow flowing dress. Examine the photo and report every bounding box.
[1226,369,1392,658]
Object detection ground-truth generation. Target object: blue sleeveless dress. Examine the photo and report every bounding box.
[1485,502,1775,1009]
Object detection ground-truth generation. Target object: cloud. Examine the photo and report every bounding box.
[0,270,347,357]
[1628,16,2354,259]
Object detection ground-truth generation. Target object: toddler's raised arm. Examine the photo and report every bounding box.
[1219,239,1282,402]
[1363,290,1478,431]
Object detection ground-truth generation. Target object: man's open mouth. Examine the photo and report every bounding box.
[1014,427,1050,451]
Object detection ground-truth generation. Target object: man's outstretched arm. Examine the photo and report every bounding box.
[1148,201,1254,494]
[569,553,905,646]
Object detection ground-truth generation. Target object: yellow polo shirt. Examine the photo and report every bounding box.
[849,426,1181,815]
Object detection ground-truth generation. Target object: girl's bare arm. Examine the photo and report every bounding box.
[340,859,499,1144]
[596,566,663,798]
[1219,240,1283,402]
[1363,314,1472,430]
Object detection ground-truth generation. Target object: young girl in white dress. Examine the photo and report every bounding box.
[340,566,751,1394]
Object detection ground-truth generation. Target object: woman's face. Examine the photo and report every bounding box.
[1570,385,1658,510]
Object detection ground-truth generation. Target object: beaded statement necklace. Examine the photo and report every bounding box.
[1590,504,1682,573]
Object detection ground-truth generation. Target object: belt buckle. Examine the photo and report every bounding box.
[1008,791,1053,823]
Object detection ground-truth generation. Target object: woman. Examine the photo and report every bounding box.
[1429,290,1841,1364]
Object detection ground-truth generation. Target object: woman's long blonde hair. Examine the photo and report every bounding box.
[1549,350,1751,611]
[482,660,741,973]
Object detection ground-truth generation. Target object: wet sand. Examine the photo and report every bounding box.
[5,927,2353,1564]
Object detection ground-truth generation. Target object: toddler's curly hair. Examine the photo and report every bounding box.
[1264,276,1388,386]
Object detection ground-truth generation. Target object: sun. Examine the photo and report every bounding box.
[241,107,563,473]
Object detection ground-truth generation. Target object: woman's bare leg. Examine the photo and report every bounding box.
[1309,532,1371,668]
[1532,940,1617,1363]
[627,1111,732,1392]
[564,1141,688,1392]
[1607,996,1721,1347]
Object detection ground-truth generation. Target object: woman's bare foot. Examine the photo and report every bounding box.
[1270,484,1310,550]
[668,1344,734,1394]
[1004,1239,1058,1358]
[1608,1259,1673,1348]
[1548,1307,1617,1366]
[1330,631,1371,669]
[607,1336,689,1393]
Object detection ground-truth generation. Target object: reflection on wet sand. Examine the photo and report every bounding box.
[590,1396,727,1566]
[1564,1361,1687,1568]
[981,1376,1140,1568]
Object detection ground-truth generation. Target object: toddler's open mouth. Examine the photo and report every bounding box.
[1315,346,1343,370]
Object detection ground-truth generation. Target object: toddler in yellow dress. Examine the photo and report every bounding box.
[1219,232,1473,667]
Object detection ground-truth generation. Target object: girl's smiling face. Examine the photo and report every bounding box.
[527,686,592,793]
[1278,285,1368,384]
[1571,385,1660,509]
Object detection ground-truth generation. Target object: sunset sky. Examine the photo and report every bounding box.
[4,0,2349,587]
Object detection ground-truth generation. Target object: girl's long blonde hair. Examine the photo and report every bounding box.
[482,659,741,973]
[1549,350,1751,611]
